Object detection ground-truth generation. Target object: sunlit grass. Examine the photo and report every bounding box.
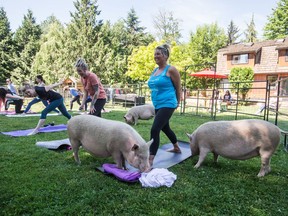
[0,108,287,215]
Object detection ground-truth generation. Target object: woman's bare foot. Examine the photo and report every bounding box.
[27,129,39,136]
[167,143,181,153]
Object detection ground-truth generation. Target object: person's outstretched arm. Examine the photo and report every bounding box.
[44,80,64,92]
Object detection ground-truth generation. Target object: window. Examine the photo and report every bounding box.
[267,75,278,90]
[255,50,261,64]
[285,50,288,62]
[232,54,249,64]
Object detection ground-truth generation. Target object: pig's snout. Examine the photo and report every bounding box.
[139,162,151,173]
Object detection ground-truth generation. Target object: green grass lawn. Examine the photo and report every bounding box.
[0,109,287,215]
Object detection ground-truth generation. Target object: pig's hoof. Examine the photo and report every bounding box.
[166,148,181,153]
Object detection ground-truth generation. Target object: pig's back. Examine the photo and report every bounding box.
[195,119,280,158]
[67,115,143,142]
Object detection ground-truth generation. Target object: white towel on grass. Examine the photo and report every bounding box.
[139,168,177,188]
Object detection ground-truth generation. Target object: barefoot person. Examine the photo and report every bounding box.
[23,75,59,114]
[147,44,182,167]
[23,79,71,135]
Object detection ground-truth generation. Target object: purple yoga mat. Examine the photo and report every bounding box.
[102,163,141,182]
[1,124,67,137]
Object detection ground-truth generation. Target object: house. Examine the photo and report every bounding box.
[62,77,83,91]
[217,38,288,98]
[62,77,83,99]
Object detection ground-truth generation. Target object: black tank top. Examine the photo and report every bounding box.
[35,86,62,102]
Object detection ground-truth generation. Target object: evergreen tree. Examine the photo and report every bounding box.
[124,8,154,48]
[125,8,145,35]
[31,17,66,83]
[40,15,60,34]
[264,0,288,39]
[63,0,103,78]
[12,10,42,84]
[227,20,241,45]
[92,8,154,85]
[0,7,15,82]
[244,14,257,43]
[96,20,129,84]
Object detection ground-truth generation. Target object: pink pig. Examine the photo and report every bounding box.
[186,119,280,177]
[68,115,153,172]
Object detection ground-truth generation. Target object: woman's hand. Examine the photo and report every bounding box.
[90,106,96,114]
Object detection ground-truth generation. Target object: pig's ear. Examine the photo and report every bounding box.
[131,144,139,151]
[146,139,153,148]
[186,133,192,139]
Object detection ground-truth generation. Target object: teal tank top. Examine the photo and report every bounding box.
[148,65,177,109]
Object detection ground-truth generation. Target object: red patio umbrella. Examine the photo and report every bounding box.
[189,68,228,79]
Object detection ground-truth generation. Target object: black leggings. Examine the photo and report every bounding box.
[84,97,92,111]
[89,98,106,117]
[70,95,81,110]
[150,107,177,155]
[5,99,23,113]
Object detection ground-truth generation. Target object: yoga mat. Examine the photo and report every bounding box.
[32,139,191,174]
[101,163,141,183]
[1,124,67,137]
[127,140,191,171]
[36,138,71,150]
[6,113,61,117]
[97,140,191,173]
[0,111,15,115]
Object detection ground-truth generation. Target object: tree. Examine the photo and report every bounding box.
[96,20,131,84]
[227,20,241,45]
[126,41,159,82]
[263,0,288,39]
[12,9,42,84]
[124,8,154,49]
[244,14,257,42]
[79,8,153,85]
[40,15,61,34]
[31,17,66,83]
[126,41,188,82]
[229,67,254,101]
[63,0,103,78]
[186,23,227,89]
[0,7,15,82]
[153,9,182,44]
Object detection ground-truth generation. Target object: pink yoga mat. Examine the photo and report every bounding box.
[0,111,16,115]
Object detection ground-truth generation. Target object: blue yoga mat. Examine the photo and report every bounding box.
[127,140,191,171]
[1,124,67,137]
[97,140,192,173]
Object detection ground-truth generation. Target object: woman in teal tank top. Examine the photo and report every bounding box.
[147,44,182,167]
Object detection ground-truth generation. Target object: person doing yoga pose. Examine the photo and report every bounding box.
[23,79,71,135]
